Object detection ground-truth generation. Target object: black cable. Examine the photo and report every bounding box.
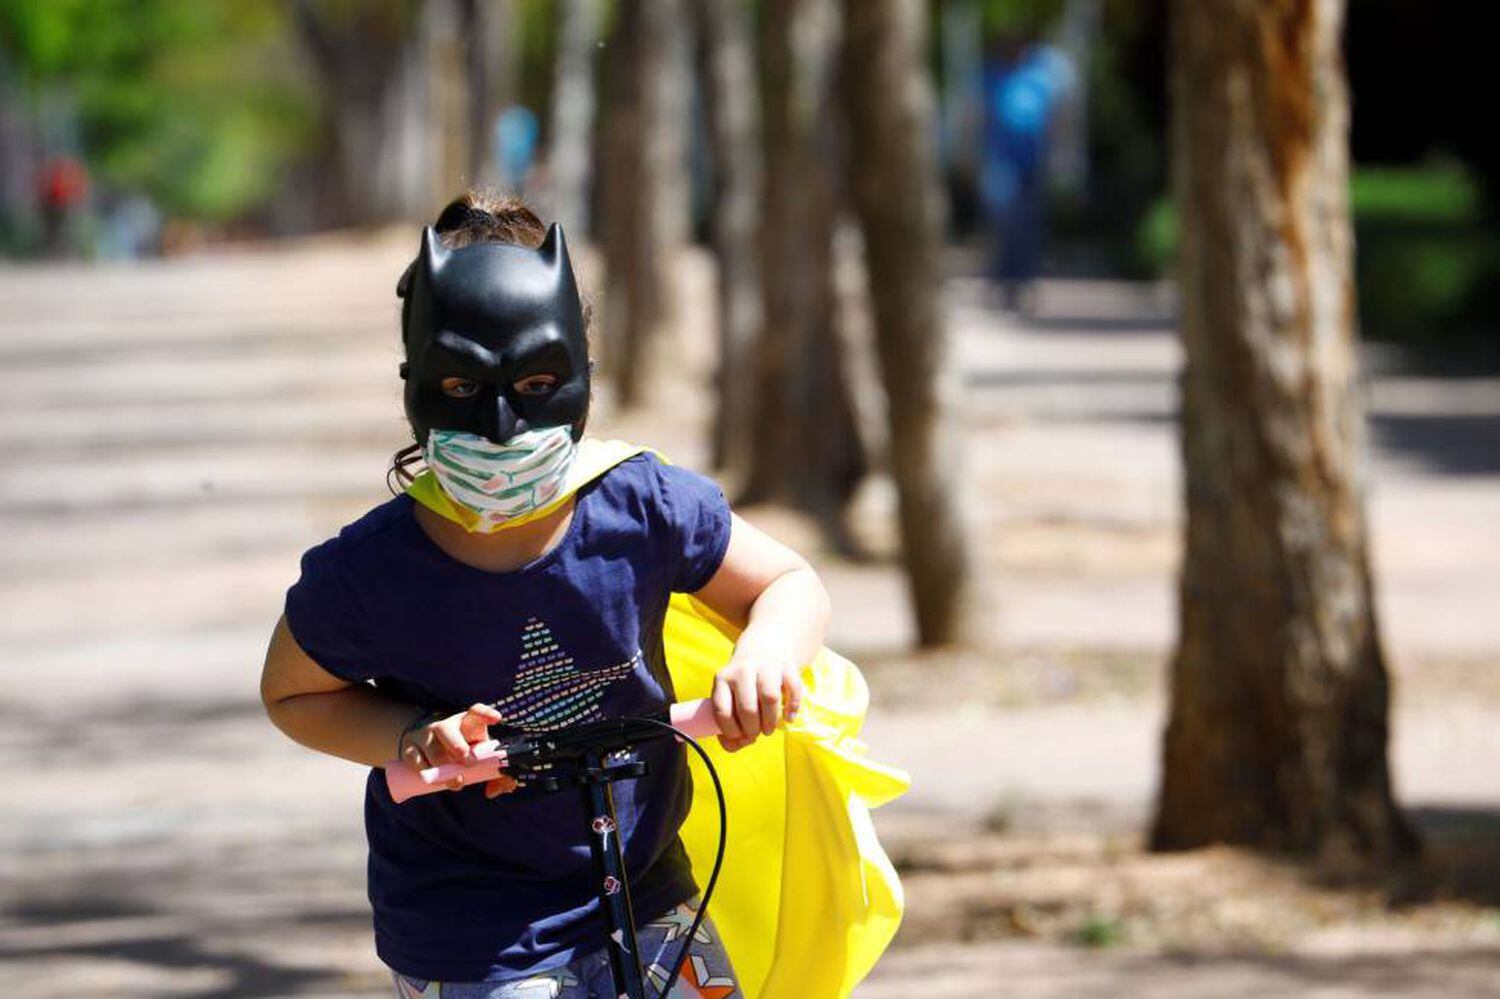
[482,710,729,999]
[624,717,728,999]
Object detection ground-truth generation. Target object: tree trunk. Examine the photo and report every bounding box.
[691,0,762,479]
[460,0,514,186]
[598,0,679,409]
[1151,0,1414,862]
[293,0,432,226]
[938,0,982,185]
[840,0,980,645]
[743,0,866,535]
[0,49,36,236]
[547,0,600,237]
[426,0,470,203]
[1050,0,1100,199]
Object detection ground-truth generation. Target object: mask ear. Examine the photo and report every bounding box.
[420,225,449,279]
[396,262,415,299]
[398,361,410,380]
[539,222,572,276]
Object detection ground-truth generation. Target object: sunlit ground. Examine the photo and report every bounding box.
[2,235,1498,996]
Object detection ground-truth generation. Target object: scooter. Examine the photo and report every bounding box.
[384,700,727,999]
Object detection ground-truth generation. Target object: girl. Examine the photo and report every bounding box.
[260,192,828,998]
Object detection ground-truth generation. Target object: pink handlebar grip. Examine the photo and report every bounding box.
[383,699,721,804]
[384,740,507,804]
[668,698,720,740]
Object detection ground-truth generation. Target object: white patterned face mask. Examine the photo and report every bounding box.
[423,426,578,532]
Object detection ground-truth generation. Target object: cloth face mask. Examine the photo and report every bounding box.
[423,426,578,531]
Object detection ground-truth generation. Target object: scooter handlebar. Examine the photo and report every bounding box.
[384,698,720,804]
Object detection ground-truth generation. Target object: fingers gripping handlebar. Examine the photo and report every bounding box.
[384,698,721,804]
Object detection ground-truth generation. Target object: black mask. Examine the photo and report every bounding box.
[398,223,590,445]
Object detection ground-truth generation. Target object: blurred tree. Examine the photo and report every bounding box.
[743,0,866,547]
[598,0,681,408]
[1152,0,1414,861]
[427,0,471,206]
[546,0,600,237]
[460,0,515,186]
[841,0,980,645]
[293,0,431,225]
[0,0,313,225]
[691,0,762,480]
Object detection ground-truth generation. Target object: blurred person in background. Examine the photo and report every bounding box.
[96,192,162,260]
[37,152,88,258]
[979,31,1075,313]
[493,104,540,195]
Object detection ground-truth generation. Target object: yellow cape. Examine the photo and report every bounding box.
[408,438,910,998]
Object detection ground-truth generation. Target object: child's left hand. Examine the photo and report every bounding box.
[692,512,827,753]
[710,658,805,752]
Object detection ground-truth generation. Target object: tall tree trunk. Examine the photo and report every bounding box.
[293,0,431,225]
[598,0,679,409]
[743,0,866,536]
[1050,0,1100,199]
[841,0,979,645]
[547,0,600,237]
[691,0,762,478]
[1151,0,1414,862]
[0,50,36,235]
[938,0,982,184]
[461,0,514,186]
[426,0,470,202]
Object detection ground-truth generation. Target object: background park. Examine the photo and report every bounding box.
[2,1,1499,995]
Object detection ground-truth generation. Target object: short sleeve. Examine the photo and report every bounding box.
[652,459,733,593]
[284,539,378,683]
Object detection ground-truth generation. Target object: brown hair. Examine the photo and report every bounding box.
[387,190,594,493]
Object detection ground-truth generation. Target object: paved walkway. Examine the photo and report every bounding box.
[2,239,1498,995]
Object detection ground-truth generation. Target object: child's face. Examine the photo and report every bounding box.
[401,225,591,446]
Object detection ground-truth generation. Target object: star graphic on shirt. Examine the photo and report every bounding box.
[645,954,737,998]
[490,618,641,730]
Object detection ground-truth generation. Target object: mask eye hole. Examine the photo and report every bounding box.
[440,377,481,399]
[513,374,559,397]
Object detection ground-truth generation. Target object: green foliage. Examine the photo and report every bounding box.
[1351,164,1496,343]
[1134,195,1175,274]
[1133,162,1499,344]
[979,0,1068,37]
[1352,164,1482,223]
[0,0,315,222]
[1074,913,1125,948]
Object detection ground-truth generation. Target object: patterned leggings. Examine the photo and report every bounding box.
[390,896,740,998]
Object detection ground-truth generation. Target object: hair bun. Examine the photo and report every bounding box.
[434,200,495,234]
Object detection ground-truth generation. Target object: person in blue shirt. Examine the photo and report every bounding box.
[980,33,1074,312]
[261,190,827,997]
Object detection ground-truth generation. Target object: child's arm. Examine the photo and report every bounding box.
[261,616,516,795]
[691,513,831,752]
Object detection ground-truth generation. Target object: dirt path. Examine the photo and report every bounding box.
[2,240,1498,995]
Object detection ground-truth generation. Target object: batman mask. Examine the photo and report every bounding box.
[397,223,590,446]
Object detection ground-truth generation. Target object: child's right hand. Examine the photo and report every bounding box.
[397,703,519,799]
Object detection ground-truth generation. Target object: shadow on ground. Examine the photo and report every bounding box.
[1309,806,1500,911]
[0,890,376,997]
[1372,413,1500,477]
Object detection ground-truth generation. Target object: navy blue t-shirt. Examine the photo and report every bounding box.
[283,454,732,982]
